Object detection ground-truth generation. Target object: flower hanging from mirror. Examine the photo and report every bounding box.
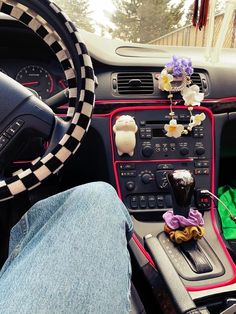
[156,55,205,138]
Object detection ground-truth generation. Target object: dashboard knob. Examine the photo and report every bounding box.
[125,181,135,191]
[142,146,154,157]
[179,147,189,156]
[195,147,205,155]
[141,173,152,184]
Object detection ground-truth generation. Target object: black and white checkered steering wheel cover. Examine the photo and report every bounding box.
[0,0,95,201]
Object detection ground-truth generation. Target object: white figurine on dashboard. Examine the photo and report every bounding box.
[113,115,138,156]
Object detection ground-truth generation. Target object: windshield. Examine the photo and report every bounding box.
[54,0,235,49]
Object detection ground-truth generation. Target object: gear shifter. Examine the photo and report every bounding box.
[167,170,195,218]
[164,169,213,274]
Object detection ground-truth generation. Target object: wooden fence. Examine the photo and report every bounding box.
[149,13,236,48]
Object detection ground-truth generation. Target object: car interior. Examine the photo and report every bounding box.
[0,0,236,313]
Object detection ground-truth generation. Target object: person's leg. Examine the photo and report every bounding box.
[0,182,133,314]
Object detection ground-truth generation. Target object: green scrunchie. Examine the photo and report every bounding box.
[218,186,236,240]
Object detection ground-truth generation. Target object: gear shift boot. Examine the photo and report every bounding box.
[179,241,212,273]
[158,232,225,281]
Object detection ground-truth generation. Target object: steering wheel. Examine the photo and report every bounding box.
[0,0,95,201]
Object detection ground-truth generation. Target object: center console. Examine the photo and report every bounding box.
[111,106,212,213]
[109,105,236,305]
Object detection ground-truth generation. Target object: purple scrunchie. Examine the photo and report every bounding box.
[163,208,204,230]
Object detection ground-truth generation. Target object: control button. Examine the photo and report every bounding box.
[165,195,172,208]
[195,147,205,155]
[202,161,209,167]
[126,181,135,191]
[148,195,156,208]
[157,164,174,170]
[120,171,136,177]
[2,132,11,140]
[203,168,209,175]
[194,161,203,168]
[141,173,152,184]
[139,195,147,209]
[194,168,202,175]
[0,135,9,150]
[156,171,169,190]
[119,164,136,170]
[112,78,117,89]
[180,147,189,156]
[194,168,209,175]
[140,121,145,126]
[157,195,164,208]
[6,119,24,136]
[142,146,154,158]
[130,196,138,209]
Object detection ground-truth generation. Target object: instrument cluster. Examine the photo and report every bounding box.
[0,62,67,100]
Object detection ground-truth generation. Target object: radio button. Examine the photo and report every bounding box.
[180,147,189,156]
[195,147,205,155]
[142,146,154,157]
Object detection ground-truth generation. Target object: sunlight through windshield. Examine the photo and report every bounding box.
[54,0,235,48]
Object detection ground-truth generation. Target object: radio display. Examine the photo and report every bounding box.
[152,128,166,137]
[152,127,192,137]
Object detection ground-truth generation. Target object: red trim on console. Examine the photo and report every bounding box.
[109,105,236,292]
[203,97,236,103]
[132,233,156,268]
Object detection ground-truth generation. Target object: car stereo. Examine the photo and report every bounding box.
[110,106,213,213]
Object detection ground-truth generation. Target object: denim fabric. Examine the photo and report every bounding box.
[0,182,133,314]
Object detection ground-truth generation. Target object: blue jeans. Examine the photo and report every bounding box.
[0,182,133,314]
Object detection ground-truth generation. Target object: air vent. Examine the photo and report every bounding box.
[117,72,154,95]
[191,73,204,92]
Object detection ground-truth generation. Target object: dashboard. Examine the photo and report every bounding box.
[1,10,236,312]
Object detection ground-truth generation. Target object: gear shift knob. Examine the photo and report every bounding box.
[167,170,195,217]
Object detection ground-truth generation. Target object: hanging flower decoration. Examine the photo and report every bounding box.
[158,69,174,92]
[164,119,184,138]
[156,55,205,138]
[188,113,206,131]
[181,85,204,107]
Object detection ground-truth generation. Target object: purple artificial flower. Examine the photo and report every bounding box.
[165,56,194,78]
[185,66,194,76]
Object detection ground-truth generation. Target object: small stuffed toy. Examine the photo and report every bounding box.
[113,115,138,156]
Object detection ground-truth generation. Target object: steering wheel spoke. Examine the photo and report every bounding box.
[0,0,95,201]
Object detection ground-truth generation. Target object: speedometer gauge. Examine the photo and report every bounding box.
[16,65,53,99]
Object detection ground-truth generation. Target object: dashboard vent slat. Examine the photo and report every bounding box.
[117,72,154,95]
[190,73,204,92]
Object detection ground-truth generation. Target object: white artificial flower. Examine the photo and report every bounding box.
[189,113,206,128]
[181,85,204,106]
[164,119,184,138]
[158,69,174,92]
